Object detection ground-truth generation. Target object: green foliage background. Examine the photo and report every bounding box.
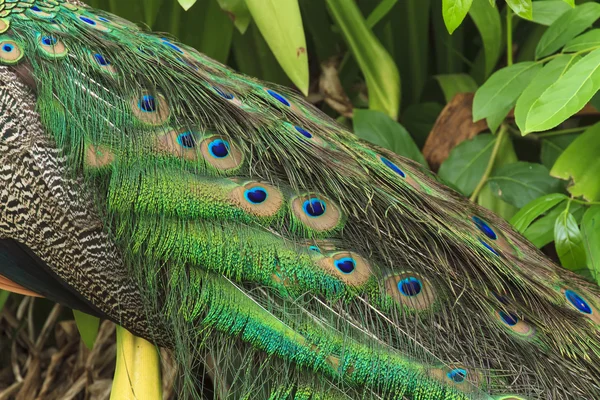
[83,0,600,282]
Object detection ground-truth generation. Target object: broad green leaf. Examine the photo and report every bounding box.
[510,193,567,233]
[217,0,251,33]
[507,0,532,20]
[535,2,600,59]
[433,0,465,74]
[478,134,519,220]
[246,0,308,95]
[472,62,542,122]
[73,309,100,350]
[178,0,196,11]
[469,0,502,78]
[327,0,401,118]
[353,109,427,165]
[442,0,474,34]
[488,162,562,208]
[525,49,600,133]
[401,102,443,148]
[540,133,580,170]
[0,290,9,312]
[551,122,600,201]
[434,73,478,103]
[563,29,600,53]
[554,207,587,271]
[486,105,511,134]
[531,1,571,26]
[438,134,494,196]
[514,55,574,132]
[562,0,574,7]
[523,201,584,247]
[582,206,600,284]
[194,0,234,63]
[366,0,399,28]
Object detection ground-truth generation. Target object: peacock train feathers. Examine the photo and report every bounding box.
[0,1,598,398]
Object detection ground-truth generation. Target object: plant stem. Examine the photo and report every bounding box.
[506,7,513,66]
[534,126,588,138]
[570,198,600,206]
[470,125,508,202]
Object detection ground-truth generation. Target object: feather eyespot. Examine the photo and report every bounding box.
[131,93,170,125]
[472,216,497,240]
[334,257,356,274]
[565,290,595,316]
[478,238,499,256]
[177,132,197,149]
[385,273,436,311]
[229,182,283,217]
[292,194,342,232]
[0,39,23,64]
[494,310,535,338]
[309,245,321,253]
[213,86,234,100]
[97,16,111,23]
[295,126,312,138]
[447,368,467,383]
[37,33,67,58]
[154,129,198,161]
[200,136,243,171]
[267,89,290,106]
[303,198,326,217]
[317,252,371,286]
[28,5,55,19]
[77,14,111,32]
[381,156,406,178]
[89,52,117,75]
[162,39,184,54]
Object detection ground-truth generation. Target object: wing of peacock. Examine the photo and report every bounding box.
[0,1,598,399]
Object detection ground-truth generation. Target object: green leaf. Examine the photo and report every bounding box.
[486,105,511,134]
[217,0,251,33]
[563,29,600,53]
[0,290,9,312]
[514,55,574,132]
[507,0,532,20]
[178,0,196,11]
[401,102,444,148]
[554,207,587,271]
[487,162,563,208]
[353,109,427,165]
[434,73,478,103]
[535,2,600,59]
[531,1,571,26]
[510,193,567,233]
[472,62,542,122]
[551,122,600,201]
[525,49,600,133]
[327,0,401,119]
[478,134,519,220]
[194,0,234,63]
[523,200,584,247]
[433,0,465,74]
[438,134,494,196]
[442,0,474,34]
[73,309,100,350]
[245,0,309,95]
[562,0,574,7]
[468,0,502,78]
[366,0,399,28]
[582,206,600,284]
[540,133,580,170]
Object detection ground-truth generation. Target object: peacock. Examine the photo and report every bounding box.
[0,0,598,398]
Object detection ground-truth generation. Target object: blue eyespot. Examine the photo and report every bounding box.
[41,36,57,46]
[447,368,467,383]
[381,157,406,178]
[303,198,326,217]
[138,95,157,112]
[478,239,499,256]
[565,290,592,314]
[162,39,184,54]
[80,16,97,25]
[2,44,14,53]
[398,277,422,297]
[94,53,110,66]
[472,216,497,240]
[498,311,518,326]
[97,17,110,23]
[177,132,196,149]
[244,187,268,204]
[31,6,41,12]
[294,126,313,139]
[213,86,234,100]
[309,245,321,253]
[208,139,230,158]
[267,89,290,107]
[334,257,356,274]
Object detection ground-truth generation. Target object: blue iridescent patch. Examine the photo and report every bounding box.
[79,16,97,25]
[380,157,406,178]
[244,187,268,204]
[138,95,157,112]
[472,216,497,240]
[334,257,356,274]
[2,43,14,53]
[41,36,57,46]
[208,139,230,158]
[267,89,290,107]
[94,53,110,66]
[303,198,326,217]
[447,368,467,383]
[213,86,235,100]
[97,16,110,23]
[162,39,184,54]
[294,126,313,139]
[565,290,592,314]
[398,277,422,297]
[478,239,499,256]
[498,311,518,326]
[177,132,196,149]
[309,245,321,253]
